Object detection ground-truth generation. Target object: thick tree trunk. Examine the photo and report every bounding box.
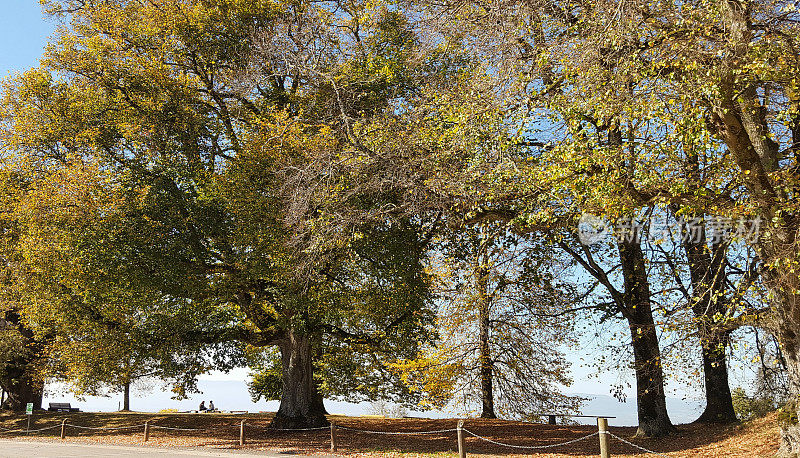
[690,247,737,424]
[708,27,800,445]
[0,375,43,412]
[708,71,799,449]
[122,381,131,411]
[269,330,329,429]
[709,74,800,453]
[1,311,45,412]
[619,237,676,437]
[478,284,496,419]
[603,128,672,436]
[313,375,329,416]
[475,250,496,419]
[778,333,800,457]
[696,335,737,423]
[677,214,738,424]
[771,282,800,457]
[628,316,674,437]
[479,323,496,419]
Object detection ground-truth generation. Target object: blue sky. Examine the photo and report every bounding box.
[0,0,57,79]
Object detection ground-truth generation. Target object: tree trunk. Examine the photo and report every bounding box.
[709,75,800,453]
[768,275,800,457]
[313,375,329,416]
[628,315,674,437]
[563,231,674,437]
[477,258,496,419]
[0,350,44,412]
[677,213,738,424]
[619,237,676,437]
[122,381,131,411]
[603,128,673,436]
[269,329,329,429]
[0,311,45,412]
[690,244,737,424]
[473,242,497,418]
[696,334,737,423]
[778,327,800,457]
[0,375,43,412]
[707,12,800,444]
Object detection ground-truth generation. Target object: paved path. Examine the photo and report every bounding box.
[0,440,315,457]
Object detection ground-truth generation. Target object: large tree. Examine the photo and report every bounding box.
[1,0,437,428]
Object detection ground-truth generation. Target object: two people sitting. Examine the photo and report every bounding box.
[198,400,216,412]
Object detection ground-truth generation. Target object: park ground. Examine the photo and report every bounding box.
[0,411,779,457]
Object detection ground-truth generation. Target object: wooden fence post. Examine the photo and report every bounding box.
[144,421,150,442]
[239,419,246,446]
[60,419,66,439]
[457,420,466,458]
[330,421,337,452]
[597,417,610,458]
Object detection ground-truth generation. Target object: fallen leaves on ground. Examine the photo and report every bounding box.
[0,411,779,456]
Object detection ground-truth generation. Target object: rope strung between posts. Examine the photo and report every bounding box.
[266,426,330,432]
[0,417,674,457]
[149,425,205,431]
[604,431,671,457]
[27,424,63,433]
[65,423,147,431]
[463,429,599,450]
[337,425,458,435]
[0,423,204,434]
[0,424,62,434]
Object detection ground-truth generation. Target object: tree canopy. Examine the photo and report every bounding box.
[1,0,800,452]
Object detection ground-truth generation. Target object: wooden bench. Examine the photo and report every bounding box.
[48,402,80,412]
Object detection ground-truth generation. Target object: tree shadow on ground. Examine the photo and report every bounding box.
[0,411,779,456]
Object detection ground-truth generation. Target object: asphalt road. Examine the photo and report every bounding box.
[0,440,317,457]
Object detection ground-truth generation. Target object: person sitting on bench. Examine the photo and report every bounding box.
[199,401,206,412]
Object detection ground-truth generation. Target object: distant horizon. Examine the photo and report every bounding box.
[41,378,705,427]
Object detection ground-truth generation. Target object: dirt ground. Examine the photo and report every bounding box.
[0,411,780,457]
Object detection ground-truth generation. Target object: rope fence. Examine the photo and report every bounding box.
[0,420,202,441]
[66,424,148,431]
[0,416,673,456]
[0,424,61,434]
[149,425,205,431]
[265,426,329,432]
[329,418,671,457]
[463,429,599,450]
[605,431,672,457]
[337,425,458,435]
